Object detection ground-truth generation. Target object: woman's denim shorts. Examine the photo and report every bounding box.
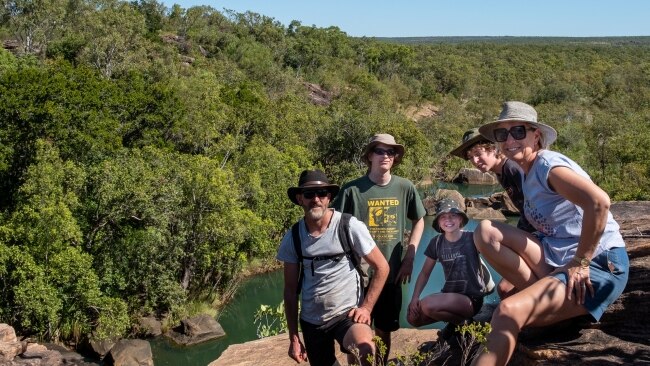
[550,246,629,321]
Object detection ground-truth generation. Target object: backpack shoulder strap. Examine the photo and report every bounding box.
[338,213,370,291]
[338,213,357,266]
[291,221,303,294]
[291,221,302,262]
[435,234,444,256]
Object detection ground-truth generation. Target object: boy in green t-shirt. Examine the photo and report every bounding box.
[332,133,426,362]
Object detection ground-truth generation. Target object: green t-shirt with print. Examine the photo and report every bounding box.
[332,175,426,275]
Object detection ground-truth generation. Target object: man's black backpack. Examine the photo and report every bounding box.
[291,213,369,294]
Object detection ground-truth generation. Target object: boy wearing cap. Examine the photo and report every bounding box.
[278,169,389,366]
[450,128,534,234]
[332,133,426,361]
[407,198,490,341]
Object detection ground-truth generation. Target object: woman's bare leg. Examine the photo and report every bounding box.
[472,276,589,366]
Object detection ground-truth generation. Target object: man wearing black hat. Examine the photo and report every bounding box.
[278,169,389,366]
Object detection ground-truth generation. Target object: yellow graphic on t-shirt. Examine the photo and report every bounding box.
[367,198,400,245]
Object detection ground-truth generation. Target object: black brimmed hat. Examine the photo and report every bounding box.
[287,169,340,205]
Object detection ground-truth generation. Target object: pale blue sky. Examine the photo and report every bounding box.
[162,0,650,37]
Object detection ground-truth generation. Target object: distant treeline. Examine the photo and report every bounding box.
[0,0,648,345]
[375,36,650,45]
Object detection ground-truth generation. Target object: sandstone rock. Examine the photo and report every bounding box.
[42,343,90,365]
[165,314,225,346]
[452,168,498,185]
[488,192,519,215]
[0,340,23,362]
[403,103,439,122]
[209,328,440,366]
[87,337,118,358]
[303,82,333,106]
[423,189,466,216]
[0,324,18,343]
[137,317,162,338]
[466,206,506,221]
[18,343,64,366]
[103,339,153,366]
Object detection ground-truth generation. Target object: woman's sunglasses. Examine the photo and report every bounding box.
[493,125,535,142]
[302,189,329,199]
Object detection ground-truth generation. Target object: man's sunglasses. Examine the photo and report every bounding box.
[373,147,397,157]
[302,189,329,199]
[493,125,535,142]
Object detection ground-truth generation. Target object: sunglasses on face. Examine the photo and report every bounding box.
[301,189,329,199]
[493,125,535,142]
[373,147,396,157]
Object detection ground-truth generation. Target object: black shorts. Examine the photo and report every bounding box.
[370,281,402,332]
[299,313,356,366]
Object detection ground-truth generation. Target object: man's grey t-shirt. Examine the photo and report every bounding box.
[277,210,376,325]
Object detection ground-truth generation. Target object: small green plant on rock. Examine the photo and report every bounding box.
[358,335,449,366]
[457,321,492,365]
[253,302,288,338]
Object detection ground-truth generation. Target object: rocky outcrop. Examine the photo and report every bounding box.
[467,192,519,215]
[452,168,498,185]
[211,201,650,365]
[103,339,153,366]
[423,189,466,215]
[403,103,439,122]
[466,206,506,221]
[210,328,441,366]
[137,317,162,338]
[86,337,118,359]
[165,313,226,346]
[0,324,99,366]
[303,82,333,106]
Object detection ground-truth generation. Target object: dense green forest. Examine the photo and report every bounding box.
[1,0,649,345]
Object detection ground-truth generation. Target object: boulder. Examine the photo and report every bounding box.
[0,324,17,343]
[42,343,93,365]
[423,189,466,215]
[165,314,226,346]
[19,343,64,365]
[87,337,118,359]
[137,317,162,338]
[452,168,498,185]
[103,339,153,366]
[0,340,23,363]
[466,206,507,221]
[488,192,519,215]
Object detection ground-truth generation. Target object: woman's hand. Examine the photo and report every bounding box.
[560,262,594,304]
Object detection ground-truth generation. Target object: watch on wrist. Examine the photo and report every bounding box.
[573,256,590,268]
